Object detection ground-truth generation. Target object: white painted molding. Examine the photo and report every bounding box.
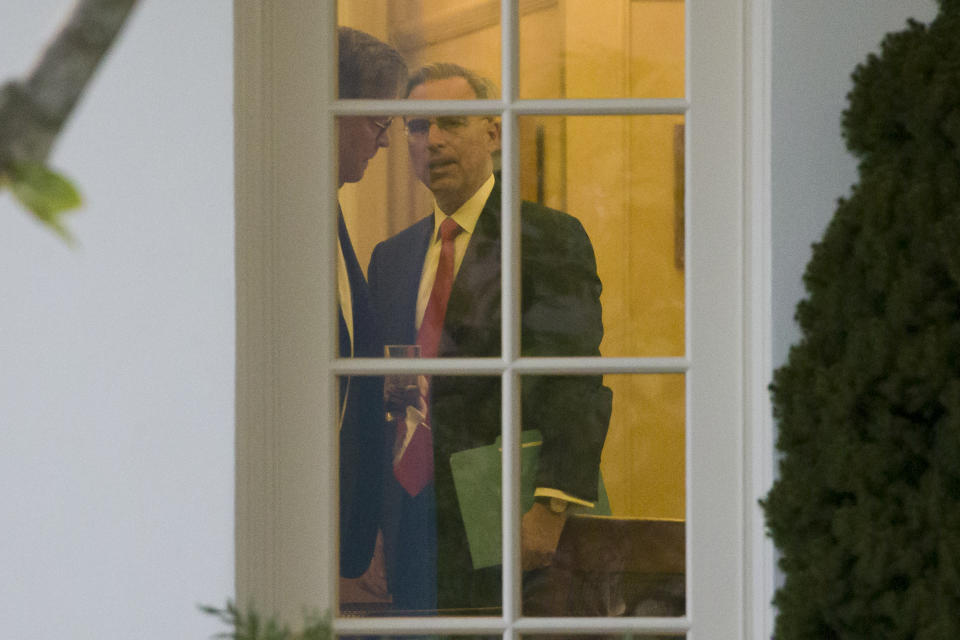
[234,0,338,623]
[687,0,747,636]
[743,0,777,637]
[233,0,760,634]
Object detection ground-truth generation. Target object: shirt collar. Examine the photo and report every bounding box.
[430,174,495,242]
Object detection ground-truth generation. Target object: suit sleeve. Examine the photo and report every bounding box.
[367,240,399,345]
[339,238,388,577]
[520,210,613,502]
[367,243,383,320]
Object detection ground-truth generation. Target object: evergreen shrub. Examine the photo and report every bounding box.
[761,1,960,638]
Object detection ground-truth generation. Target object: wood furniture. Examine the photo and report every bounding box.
[341,516,686,623]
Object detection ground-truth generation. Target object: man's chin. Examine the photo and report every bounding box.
[428,170,458,188]
[427,178,456,198]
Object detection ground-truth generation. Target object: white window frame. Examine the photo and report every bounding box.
[233,0,775,637]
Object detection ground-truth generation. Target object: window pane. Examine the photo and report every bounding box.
[341,112,685,358]
[519,374,685,618]
[337,373,390,617]
[338,1,685,101]
[338,0,501,99]
[519,0,685,99]
[519,115,685,357]
[337,110,505,360]
[338,374,504,616]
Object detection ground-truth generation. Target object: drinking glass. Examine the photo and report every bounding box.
[383,344,421,422]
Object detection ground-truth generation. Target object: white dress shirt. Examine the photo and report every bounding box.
[413,174,593,508]
[414,174,494,330]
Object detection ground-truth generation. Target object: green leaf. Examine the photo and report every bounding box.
[200,600,331,640]
[5,162,82,243]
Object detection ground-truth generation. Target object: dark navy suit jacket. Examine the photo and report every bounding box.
[337,209,386,579]
[367,179,613,611]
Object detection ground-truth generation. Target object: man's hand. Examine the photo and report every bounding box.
[521,501,568,571]
[384,375,430,419]
[339,530,390,602]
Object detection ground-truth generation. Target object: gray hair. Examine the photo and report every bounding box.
[404,62,499,99]
[338,27,408,99]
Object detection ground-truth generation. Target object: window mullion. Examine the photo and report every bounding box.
[329,356,690,375]
[514,98,689,115]
[332,614,691,636]
[331,98,503,115]
[501,366,521,623]
[328,97,688,116]
[501,0,521,627]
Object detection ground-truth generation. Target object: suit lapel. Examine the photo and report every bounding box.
[338,209,380,358]
[404,217,434,342]
[441,182,502,357]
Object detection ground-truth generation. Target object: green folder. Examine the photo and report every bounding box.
[449,429,610,569]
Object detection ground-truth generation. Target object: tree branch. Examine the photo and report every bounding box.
[0,0,139,169]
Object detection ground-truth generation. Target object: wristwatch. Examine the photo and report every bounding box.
[537,496,569,514]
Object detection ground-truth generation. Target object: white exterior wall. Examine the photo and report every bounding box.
[771,0,938,367]
[0,2,234,638]
[0,0,946,637]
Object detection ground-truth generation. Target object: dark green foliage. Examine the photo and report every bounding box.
[762,2,960,638]
[200,601,331,640]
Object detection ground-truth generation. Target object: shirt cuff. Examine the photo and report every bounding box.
[533,487,595,509]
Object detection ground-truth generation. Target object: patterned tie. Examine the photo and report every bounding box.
[392,217,462,497]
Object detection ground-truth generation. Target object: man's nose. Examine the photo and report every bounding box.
[427,121,446,145]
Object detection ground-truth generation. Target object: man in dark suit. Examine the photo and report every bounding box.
[335,27,406,582]
[367,63,612,613]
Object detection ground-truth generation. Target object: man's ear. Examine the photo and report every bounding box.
[486,117,502,152]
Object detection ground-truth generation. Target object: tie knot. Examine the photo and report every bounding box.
[439,217,461,243]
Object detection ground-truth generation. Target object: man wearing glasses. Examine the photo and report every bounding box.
[368,63,612,614]
[335,26,406,584]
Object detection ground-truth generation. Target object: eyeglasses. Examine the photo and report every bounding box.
[404,116,470,137]
[371,117,393,133]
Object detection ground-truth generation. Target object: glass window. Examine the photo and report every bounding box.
[519,115,685,357]
[518,374,685,618]
[338,0,501,98]
[519,0,685,99]
[334,1,687,625]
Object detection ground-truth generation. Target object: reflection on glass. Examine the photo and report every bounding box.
[338,374,505,617]
[338,0,502,97]
[520,374,685,618]
[519,0,685,99]
[519,115,686,357]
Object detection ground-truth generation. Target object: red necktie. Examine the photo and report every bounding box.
[392,217,462,497]
[416,217,462,358]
